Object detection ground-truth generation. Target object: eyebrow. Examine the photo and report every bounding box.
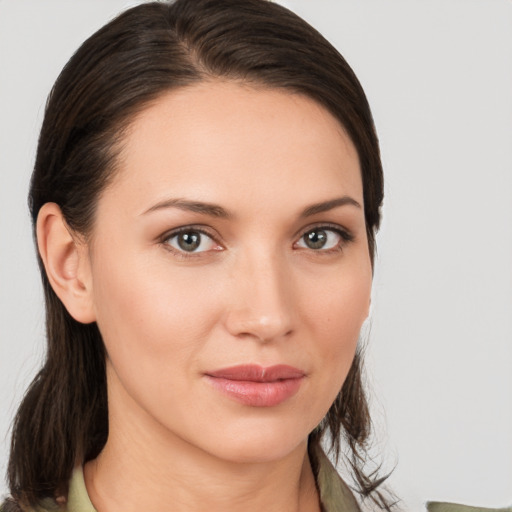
[300,196,361,217]
[142,198,232,218]
[142,195,361,219]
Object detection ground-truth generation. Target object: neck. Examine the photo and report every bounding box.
[85,440,319,512]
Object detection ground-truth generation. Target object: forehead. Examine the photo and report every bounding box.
[104,81,362,216]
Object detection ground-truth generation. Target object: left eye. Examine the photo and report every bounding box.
[165,230,218,253]
[296,228,343,250]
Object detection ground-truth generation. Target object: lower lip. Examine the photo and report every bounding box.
[205,376,303,407]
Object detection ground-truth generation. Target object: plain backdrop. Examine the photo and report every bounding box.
[1,1,511,510]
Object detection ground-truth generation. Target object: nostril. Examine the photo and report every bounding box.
[225,311,294,343]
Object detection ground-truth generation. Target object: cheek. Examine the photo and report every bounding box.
[305,260,371,339]
[90,249,224,366]
[299,257,371,387]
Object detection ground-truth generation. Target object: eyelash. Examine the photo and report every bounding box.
[159,223,354,259]
[295,223,354,255]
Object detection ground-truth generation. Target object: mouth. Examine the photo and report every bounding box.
[204,364,305,407]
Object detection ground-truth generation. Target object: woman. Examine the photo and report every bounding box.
[1,1,506,511]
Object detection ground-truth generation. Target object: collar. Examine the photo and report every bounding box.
[65,466,95,512]
[313,447,361,512]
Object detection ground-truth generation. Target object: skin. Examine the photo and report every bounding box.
[38,81,372,512]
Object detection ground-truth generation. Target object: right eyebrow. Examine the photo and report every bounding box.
[141,197,232,219]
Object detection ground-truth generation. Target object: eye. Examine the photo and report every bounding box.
[164,229,219,254]
[295,226,350,251]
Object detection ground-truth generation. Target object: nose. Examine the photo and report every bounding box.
[224,252,295,343]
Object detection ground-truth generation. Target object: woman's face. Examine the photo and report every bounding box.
[85,81,372,463]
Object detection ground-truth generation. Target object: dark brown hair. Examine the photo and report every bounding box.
[5,0,390,510]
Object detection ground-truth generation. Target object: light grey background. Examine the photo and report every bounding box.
[1,1,511,510]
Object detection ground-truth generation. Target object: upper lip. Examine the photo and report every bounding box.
[206,364,305,382]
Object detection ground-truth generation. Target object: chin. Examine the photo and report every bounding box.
[195,419,312,465]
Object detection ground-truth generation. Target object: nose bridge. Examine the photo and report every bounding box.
[225,246,294,342]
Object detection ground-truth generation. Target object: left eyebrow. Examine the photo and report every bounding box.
[300,196,362,218]
[141,198,232,218]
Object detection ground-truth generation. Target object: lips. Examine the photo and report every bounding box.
[205,364,305,407]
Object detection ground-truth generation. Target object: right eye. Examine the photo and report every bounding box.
[164,229,220,254]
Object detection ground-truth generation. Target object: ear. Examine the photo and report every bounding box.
[36,203,96,324]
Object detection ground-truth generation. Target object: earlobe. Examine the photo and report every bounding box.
[36,203,96,324]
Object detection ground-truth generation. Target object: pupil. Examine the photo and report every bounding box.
[178,232,200,251]
[306,230,327,249]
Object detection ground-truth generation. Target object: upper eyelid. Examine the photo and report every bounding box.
[294,222,353,240]
[160,225,219,242]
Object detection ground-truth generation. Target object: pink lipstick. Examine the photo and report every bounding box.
[205,364,305,407]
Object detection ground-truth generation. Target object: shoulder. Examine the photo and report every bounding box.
[0,467,92,512]
[0,498,61,512]
[427,502,512,512]
[0,500,22,512]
